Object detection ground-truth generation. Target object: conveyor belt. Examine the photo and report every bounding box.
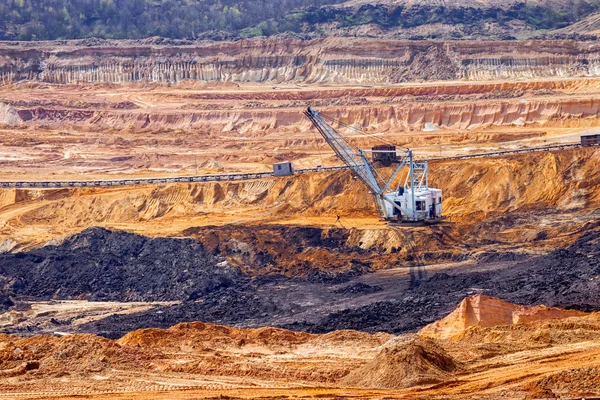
[0,166,349,188]
[424,143,587,162]
[0,142,597,189]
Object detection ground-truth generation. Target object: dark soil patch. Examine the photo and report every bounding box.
[286,230,600,334]
[0,227,245,302]
[333,282,384,295]
[1,227,599,339]
[0,291,13,313]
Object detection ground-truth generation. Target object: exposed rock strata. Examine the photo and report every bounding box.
[3,39,600,85]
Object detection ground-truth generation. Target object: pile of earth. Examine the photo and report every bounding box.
[116,321,313,349]
[0,103,22,126]
[198,158,223,169]
[0,333,151,378]
[419,294,588,341]
[0,227,245,302]
[342,336,459,389]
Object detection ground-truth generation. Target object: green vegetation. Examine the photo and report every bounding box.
[0,0,342,40]
[298,1,600,32]
[1,0,600,41]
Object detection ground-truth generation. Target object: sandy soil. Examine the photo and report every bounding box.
[3,296,600,399]
[0,78,598,180]
[0,300,176,334]
[0,75,598,252]
[0,40,600,399]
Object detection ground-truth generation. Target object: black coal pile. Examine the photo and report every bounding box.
[287,229,600,334]
[333,282,384,295]
[78,287,283,339]
[2,226,599,340]
[77,229,599,338]
[0,290,13,313]
[0,227,246,302]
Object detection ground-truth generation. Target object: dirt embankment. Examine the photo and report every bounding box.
[2,296,600,399]
[432,147,600,222]
[15,96,600,133]
[3,38,600,85]
[0,171,375,247]
[0,320,390,389]
[0,147,596,252]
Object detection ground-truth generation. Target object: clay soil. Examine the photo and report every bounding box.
[0,76,599,250]
[1,77,598,180]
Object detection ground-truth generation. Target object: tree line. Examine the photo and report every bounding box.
[1,0,600,41]
[0,0,342,40]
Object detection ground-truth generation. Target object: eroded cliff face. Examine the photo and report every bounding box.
[3,38,600,85]
[15,97,600,133]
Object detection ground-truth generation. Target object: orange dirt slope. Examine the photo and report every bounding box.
[1,296,600,399]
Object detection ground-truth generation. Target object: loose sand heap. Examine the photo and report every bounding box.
[419,294,587,341]
[199,158,223,169]
[0,333,152,378]
[0,103,22,126]
[342,336,459,389]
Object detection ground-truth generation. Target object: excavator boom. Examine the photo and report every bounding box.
[304,107,381,195]
[304,106,443,222]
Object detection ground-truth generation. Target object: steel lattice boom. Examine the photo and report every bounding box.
[304,106,443,222]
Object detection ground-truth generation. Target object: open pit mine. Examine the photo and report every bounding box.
[0,35,599,400]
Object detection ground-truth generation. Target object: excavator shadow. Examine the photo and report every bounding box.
[388,226,430,289]
[387,217,450,227]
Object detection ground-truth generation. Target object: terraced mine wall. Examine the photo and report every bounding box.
[4,38,600,85]
[16,97,600,132]
[0,147,597,252]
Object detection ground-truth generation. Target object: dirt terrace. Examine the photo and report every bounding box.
[4,38,600,84]
[0,77,600,181]
[0,145,596,255]
[3,295,600,399]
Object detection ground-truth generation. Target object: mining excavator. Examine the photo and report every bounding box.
[304,106,442,223]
